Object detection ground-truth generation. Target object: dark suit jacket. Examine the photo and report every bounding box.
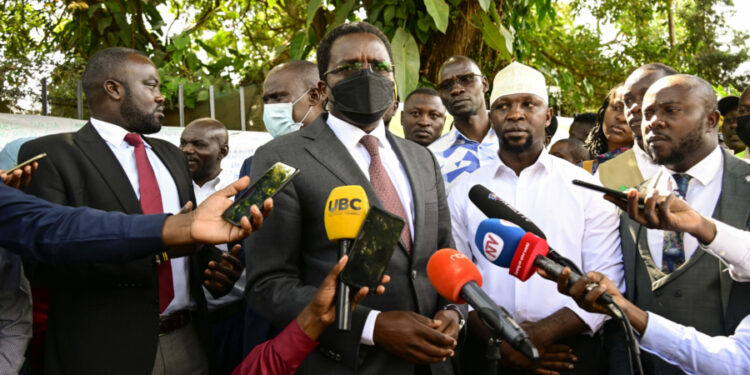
[19,122,213,375]
[619,149,750,373]
[244,114,456,374]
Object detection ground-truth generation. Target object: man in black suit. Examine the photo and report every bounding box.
[244,22,461,374]
[19,47,228,375]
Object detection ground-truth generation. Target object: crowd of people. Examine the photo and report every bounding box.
[2,20,750,375]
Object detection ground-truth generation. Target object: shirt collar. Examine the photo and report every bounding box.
[193,173,222,191]
[445,125,497,146]
[493,148,551,177]
[663,146,723,187]
[327,113,391,151]
[90,118,152,149]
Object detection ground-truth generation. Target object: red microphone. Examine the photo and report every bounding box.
[427,249,539,360]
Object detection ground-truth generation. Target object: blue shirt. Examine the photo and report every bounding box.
[428,126,499,194]
[0,183,166,264]
[0,137,36,170]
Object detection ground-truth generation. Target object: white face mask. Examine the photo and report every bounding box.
[263,89,313,138]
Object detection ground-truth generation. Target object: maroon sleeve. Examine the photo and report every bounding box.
[231,319,320,375]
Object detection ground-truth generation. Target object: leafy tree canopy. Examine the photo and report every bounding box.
[0,0,746,118]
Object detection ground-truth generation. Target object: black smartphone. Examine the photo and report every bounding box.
[6,153,47,173]
[223,162,299,226]
[572,179,644,206]
[196,245,224,272]
[340,206,405,291]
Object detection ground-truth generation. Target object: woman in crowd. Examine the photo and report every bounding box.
[581,83,634,173]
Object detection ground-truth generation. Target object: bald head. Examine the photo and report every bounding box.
[180,118,229,185]
[263,60,326,130]
[650,74,717,113]
[265,61,319,91]
[438,55,480,81]
[641,74,720,172]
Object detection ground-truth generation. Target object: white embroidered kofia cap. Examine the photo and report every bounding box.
[490,61,548,105]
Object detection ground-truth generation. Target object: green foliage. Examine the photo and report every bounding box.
[391,27,420,100]
[423,0,450,33]
[1,0,746,119]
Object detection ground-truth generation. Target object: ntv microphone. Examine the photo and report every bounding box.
[324,186,369,331]
[474,218,621,318]
[426,249,539,360]
[468,184,583,275]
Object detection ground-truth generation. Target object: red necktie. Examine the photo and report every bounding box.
[124,133,174,312]
[360,135,412,252]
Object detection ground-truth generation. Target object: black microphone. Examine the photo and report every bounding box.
[427,249,540,360]
[468,184,583,275]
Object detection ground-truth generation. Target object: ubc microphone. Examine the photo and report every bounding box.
[474,219,621,318]
[468,184,583,275]
[324,186,369,331]
[427,249,539,360]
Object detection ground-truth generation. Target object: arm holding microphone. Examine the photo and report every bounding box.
[232,255,390,375]
[608,189,750,282]
[545,267,750,375]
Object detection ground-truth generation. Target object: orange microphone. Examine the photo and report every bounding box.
[427,249,539,360]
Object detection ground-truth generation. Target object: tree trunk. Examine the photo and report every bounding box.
[420,0,496,82]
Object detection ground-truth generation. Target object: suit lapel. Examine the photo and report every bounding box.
[73,122,142,214]
[302,116,384,208]
[302,117,414,256]
[713,150,750,315]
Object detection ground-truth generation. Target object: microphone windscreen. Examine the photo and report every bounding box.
[474,219,525,268]
[508,233,549,281]
[427,249,483,304]
[324,185,369,241]
[468,184,547,240]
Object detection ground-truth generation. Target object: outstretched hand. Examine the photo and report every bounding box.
[297,255,390,340]
[161,176,273,247]
[0,162,37,189]
[604,189,716,243]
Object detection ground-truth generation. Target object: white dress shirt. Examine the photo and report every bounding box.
[326,114,415,346]
[428,125,499,194]
[90,118,193,315]
[448,150,624,333]
[646,146,724,269]
[193,175,247,310]
[640,312,750,375]
[700,220,750,282]
[633,142,661,181]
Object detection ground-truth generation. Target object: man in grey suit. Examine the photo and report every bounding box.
[619,74,750,374]
[244,22,460,374]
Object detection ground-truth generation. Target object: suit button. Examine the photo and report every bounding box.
[654,290,663,297]
[411,270,417,280]
[674,290,682,298]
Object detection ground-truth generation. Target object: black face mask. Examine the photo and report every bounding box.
[329,69,395,126]
[736,115,750,147]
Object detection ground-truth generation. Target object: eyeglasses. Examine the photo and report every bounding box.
[437,73,482,92]
[323,61,394,78]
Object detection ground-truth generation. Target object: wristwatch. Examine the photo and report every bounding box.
[442,304,466,331]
